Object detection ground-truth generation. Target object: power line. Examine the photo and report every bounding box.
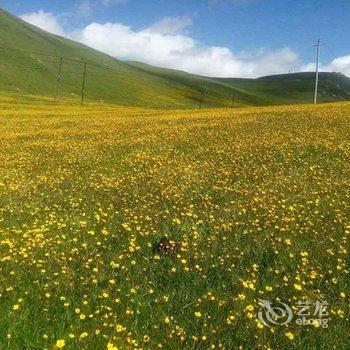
[61,70,84,75]
[323,44,340,69]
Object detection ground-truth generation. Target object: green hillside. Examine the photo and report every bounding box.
[218,72,350,104]
[0,8,349,108]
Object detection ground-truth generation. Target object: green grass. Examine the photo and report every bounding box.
[0,101,349,349]
[0,8,350,108]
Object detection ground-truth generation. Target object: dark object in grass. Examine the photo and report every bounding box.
[153,237,181,256]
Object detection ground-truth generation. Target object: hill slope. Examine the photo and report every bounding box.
[0,8,350,108]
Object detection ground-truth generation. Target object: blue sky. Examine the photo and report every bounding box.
[1,0,350,77]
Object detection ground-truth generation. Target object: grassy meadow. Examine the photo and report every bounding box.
[0,101,349,349]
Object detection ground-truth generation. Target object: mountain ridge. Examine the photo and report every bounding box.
[0,8,349,108]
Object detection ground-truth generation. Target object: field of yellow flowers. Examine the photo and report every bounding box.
[0,102,349,350]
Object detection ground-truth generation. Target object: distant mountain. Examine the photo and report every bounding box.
[0,8,349,108]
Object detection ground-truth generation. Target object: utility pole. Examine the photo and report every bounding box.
[230,94,235,108]
[81,62,87,106]
[198,81,206,109]
[313,39,321,104]
[54,53,63,104]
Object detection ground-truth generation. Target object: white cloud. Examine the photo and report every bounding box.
[148,16,193,35]
[70,21,300,78]
[326,55,350,76]
[19,10,350,78]
[75,0,128,18]
[302,55,350,77]
[76,0,94,18]
[20,10,65,36]
[100,0,129,5]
